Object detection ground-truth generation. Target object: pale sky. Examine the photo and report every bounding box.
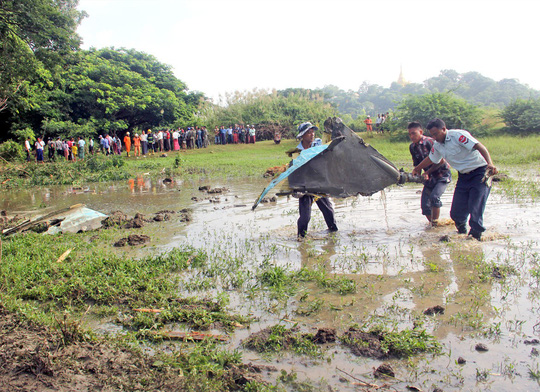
[77,0,540,103]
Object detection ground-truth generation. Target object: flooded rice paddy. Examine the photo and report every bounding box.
[2,175,540,391]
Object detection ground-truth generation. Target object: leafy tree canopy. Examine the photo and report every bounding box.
[500,98,540,134]
[0,0,85,111]
[0,47,204,140]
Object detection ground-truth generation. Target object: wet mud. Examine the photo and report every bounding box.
[2,175,540,391]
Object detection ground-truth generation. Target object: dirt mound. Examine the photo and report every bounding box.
[153,213,170,222]
[102,211,128,227]
[0,306,186,391]
[123,213,147,228]
[114,234,150,247]
[312,328,337,343]
[424,305,445,315]
[342,329,388,359]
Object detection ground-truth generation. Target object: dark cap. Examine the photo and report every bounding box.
[297,122,318,139]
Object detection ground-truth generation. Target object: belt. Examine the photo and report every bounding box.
[459,165,487,176]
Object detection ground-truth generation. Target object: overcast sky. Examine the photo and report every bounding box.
[76,0,540,102]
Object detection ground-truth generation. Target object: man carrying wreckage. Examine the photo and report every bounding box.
[295,122,338,240]
[412,118,498,241]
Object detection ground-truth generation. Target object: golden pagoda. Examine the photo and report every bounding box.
[397,65,408,86]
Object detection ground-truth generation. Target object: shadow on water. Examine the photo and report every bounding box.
[2,176,540,391]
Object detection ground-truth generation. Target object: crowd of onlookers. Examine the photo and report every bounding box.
[23,124,259,162]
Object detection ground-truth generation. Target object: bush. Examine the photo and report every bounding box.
[0,140,25,162]
[501,98,540,134]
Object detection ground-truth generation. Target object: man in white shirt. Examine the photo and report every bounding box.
[24,138,32,161]
[34,137,45,163]
[412,118,498,240]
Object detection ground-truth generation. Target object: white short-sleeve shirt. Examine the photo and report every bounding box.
[429,129,487,173]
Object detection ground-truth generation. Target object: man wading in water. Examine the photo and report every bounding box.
[413,118,498,241]
[295,122,338,241]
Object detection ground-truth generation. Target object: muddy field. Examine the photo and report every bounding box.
[1,175,540,391]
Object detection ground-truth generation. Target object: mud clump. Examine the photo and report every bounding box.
[424,305,445,316]
[207,187,229,194]
[114,234,150,247]
[312,328,336,344]
[475,343,489,352]
[243,326,300,352]
[246,362,278,373]
[373,363,395,378]
[199,186,229,194]
[102,211,128,227]
[153,213,170,222]
[179,208,193,222]
[0,305,186,391]
[243,326,334,354]
[342,329,387,359]
[123,213,146,228]
[342,327,440,359]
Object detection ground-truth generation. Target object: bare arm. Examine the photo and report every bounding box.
[412,156,434,176]
[425,159,447,176]
[473,143,498,174]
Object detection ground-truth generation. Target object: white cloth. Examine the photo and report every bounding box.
[429,129,487,173]
[297,138,322,151]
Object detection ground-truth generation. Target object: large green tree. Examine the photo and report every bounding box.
[0,0,84,112]
[1,46,204,140]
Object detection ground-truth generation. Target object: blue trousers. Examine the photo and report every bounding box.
[421,177,450,217]
[450,166,490,237]
[298,195,338,237]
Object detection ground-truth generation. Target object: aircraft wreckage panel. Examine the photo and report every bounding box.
[288,117,400,197]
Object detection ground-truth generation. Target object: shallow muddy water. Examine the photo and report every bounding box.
[3,176,540,391]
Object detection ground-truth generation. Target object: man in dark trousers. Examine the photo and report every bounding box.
[408,121,451,226]
[412,118,498,240]
[295,122,338,240]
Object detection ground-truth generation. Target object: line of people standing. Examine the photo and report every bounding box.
[25,136,91,163]
[214,124,257,145]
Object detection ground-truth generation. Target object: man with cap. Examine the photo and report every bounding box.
[295,122,338,240]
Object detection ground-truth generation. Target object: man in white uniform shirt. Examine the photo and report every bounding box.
[412,118,498,240]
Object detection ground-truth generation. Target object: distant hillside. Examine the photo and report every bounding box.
[280,70,540,118]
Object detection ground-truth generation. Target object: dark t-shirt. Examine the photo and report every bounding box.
[410,136,451,181]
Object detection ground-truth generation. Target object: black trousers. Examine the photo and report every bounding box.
[450,165,490,237]
[297,195,338,237]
